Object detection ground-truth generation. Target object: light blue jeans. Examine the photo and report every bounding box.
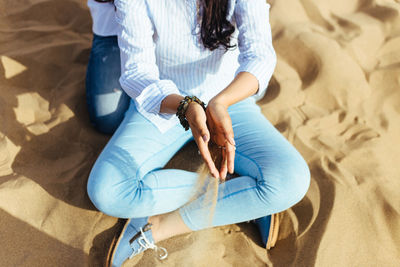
[87,97,310,231]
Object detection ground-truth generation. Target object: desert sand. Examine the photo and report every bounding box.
[1,0,400,266]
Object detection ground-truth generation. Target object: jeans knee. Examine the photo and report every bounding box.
[87,162,138,218]
[87,173,117,216]
[258,154,310,211]
[86,88,130,135]
[288,157,310,205]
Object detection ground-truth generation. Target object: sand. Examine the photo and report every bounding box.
[1,0,400,266]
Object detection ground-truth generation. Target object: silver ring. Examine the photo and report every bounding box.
[218,146,226,150]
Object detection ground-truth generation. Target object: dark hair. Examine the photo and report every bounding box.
[199,0,236,51]
[95,0,235,51]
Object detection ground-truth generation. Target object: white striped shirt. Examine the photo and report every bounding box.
[87,0,118,36]
[114,0,276,133]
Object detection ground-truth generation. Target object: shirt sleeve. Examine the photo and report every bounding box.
[114,0,181,119]
[234,0,277,100]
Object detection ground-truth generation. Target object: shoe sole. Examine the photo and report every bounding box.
[266,213,280,250]
[106,219,131,267]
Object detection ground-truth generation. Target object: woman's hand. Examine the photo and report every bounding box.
[185,102,220,179]
[206,98,236,180]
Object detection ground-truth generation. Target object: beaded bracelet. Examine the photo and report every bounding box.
[176,96,206,131]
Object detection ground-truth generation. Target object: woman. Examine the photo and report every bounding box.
[86,0,311,266]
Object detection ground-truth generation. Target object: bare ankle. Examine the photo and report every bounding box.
[148,211,193,244]
[148,215,162,243]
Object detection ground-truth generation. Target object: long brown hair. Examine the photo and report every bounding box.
[95,0,235,51]
[199,0,235,51]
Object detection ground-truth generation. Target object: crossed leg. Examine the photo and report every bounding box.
[87,98,310,239]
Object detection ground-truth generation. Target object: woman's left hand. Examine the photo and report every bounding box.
[206,98,236,180]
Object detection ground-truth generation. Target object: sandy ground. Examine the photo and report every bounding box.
[1,0,400,266]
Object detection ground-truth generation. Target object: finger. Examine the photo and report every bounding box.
[227,135,236,147]
[206,107,225,145]
[225,142,235,174]
[194,130,219,179]
[214,122,234,148]
[188,111,219,178]
[197,138,219,178]
[219,148,228,180]
[223,127,235,147]
[206,118,217,143]
[190,110,210,143]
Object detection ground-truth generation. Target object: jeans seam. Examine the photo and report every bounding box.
[218,186,258,201]
[234,150,264,183]
[134,131,192,180]
[142,171,195,191]
[141,184,194,191]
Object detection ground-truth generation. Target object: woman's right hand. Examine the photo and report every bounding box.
[185,102,220,179]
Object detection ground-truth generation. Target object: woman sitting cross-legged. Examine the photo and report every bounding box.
[86,0,311,266]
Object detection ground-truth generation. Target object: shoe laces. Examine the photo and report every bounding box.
[129,225,168,260]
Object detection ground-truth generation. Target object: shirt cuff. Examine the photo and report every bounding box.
[120,78,180,117]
